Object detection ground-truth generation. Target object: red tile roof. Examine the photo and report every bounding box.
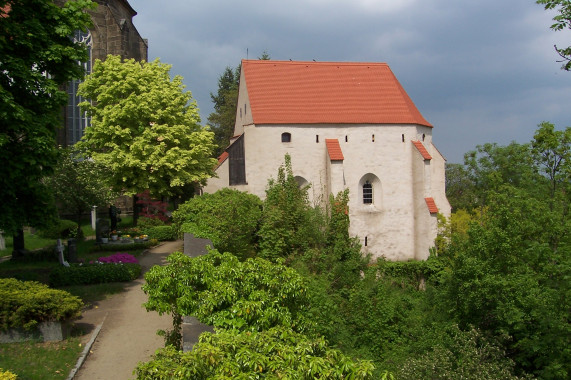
[412,140,432,160]
[216,151,228,169]
[242,60,432,127]
[326,139,344,161]
[425,197,439,214]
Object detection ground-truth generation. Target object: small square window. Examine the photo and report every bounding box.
[281,132,291,143]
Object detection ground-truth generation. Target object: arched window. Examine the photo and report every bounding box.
[281,132,291,143]
[363,181,373,204]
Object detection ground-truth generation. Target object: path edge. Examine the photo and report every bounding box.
[67,312,108,380]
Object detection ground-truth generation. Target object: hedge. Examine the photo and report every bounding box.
[145,226,176,241]
[49,263,142,287]
[0,278,83,331]
[37,219,82,239]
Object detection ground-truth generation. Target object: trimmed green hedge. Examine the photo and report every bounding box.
[0,278,83,331]
[90,240,158,252]
[37,219,82,239]
[145,226,176,241]
[49,263,141,287]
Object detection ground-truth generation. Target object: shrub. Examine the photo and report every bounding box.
[0,278,83,331]
[89,240,157,252]
[37,219,82,239]
[49,263,141,287]
[172,188,262,259]
[0,369,17,380]
[145,226,176,241]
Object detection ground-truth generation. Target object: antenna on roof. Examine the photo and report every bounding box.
[247,48,249,59]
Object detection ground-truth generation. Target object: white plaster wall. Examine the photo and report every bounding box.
[233,70,254,137]
[204,122,449,262]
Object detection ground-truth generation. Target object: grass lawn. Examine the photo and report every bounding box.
[0,338,83,380]
[0,233,57,258]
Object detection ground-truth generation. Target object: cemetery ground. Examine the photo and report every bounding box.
[0,218,178,380]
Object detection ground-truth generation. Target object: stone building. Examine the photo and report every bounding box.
[57,0,148,146]
[204,60,451,261]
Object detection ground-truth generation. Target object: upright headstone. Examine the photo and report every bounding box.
[0,230,5,251]
[109,206,119,232]
[182,233,214,351]
[67,239,77,263]
[183,233,213,258]
[91,206,97,231]
[56,239,69,267]
[95,218,110,243]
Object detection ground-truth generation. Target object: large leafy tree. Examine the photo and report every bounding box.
[537,0,571,70]
[44,148,117,227]
[0,0,95,252]
[76,55,217,200]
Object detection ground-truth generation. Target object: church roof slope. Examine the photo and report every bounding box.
[242,60,432,127]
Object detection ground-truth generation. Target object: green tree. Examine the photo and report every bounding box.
[44,148,117,227]
[143,250,311,348]
[76,55,217,201]
[258,154,324,261]
[0,0,96,254]
[171,188,262,260]
[537,0,571,70]
[207,66,240,156]
[135,327,375,379]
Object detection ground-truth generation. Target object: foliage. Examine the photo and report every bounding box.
[143,251,310,336]
[258,154,324,261]
[145,226,176,241]
[0,0,96,235]
[97,253,138,264]
[172,188,262,259]
[445,163,478,211]
[537,0,571,70]
[44,148,116,226]
[207,66,240,156]
[135,326,375,380]
[49,262,141,287]
[395,325,528,380]
[137,217,166,231]
[76,55,217,198]
[37,219,81,240]
[0,278,82,331]
[90,240,157,252]
[0,369,17,380]
[136,190,169,222]
[441,187,571,379]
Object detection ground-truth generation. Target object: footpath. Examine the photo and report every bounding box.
[71,240,183,380]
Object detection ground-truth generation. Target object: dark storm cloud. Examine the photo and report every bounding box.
[133,0,570,163]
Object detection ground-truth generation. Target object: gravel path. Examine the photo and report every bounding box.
[72,240,183,380]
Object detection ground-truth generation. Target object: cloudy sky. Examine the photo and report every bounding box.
[132,0,570,163]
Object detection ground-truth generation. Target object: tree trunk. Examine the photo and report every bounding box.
[133,194,139,226]
[12,228,25,258]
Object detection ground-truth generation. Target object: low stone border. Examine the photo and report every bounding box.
[67,313,108,380]
[0,321,71,343]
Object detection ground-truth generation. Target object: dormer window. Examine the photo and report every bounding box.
[281,132,291,143]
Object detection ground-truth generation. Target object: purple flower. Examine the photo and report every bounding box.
[97,252,138,264]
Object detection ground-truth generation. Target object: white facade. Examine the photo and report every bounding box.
[204,60,451,261]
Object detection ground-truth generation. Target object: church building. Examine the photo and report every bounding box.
[204,60,450,261]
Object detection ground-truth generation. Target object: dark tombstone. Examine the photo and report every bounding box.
[183,233,213,258]
[67,239,77,263]
[95,218,110,243]
[109,206,119,231]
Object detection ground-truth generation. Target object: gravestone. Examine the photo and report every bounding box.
[95,218,110,243]
[56,239,69,267]
[67,239,77,263]
[182,233,215,351]
[183,233,213,258]
[0,230,5,251]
